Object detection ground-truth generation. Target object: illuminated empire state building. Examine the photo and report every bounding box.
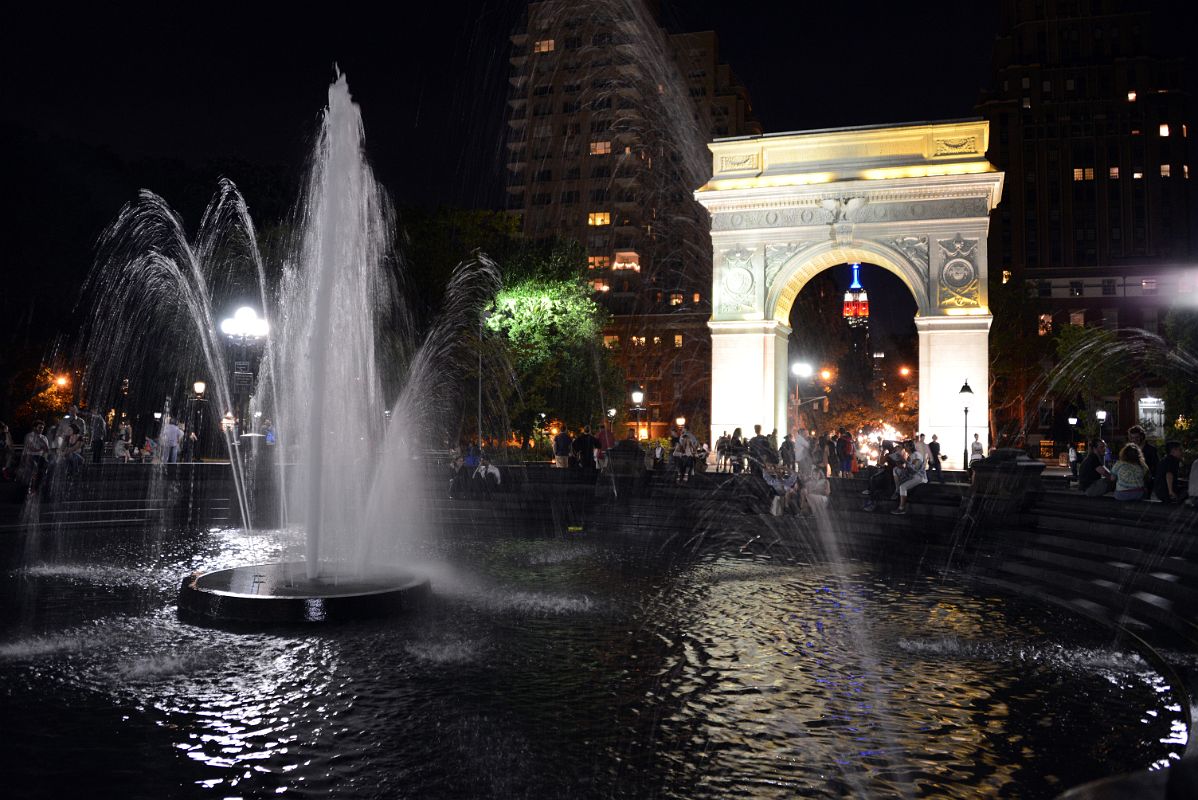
[841,262,873,373]
[842,262,870,329]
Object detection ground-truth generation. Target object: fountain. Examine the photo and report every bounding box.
[70,73,502,623]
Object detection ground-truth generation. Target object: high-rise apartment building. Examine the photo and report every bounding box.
[506,1,759,439]
[978,0,1193,441]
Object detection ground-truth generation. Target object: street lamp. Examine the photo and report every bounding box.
[1096,409,1108,444]
[631,387,646,440]
[193,381,206,396]
[791,362,813,434]
[220,307,269,429]
[675,416,686,427]
[959,379,974,468]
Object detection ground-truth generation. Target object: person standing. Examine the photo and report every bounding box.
[0,422,13,480]
[836,428,854,477]
[1067,442,1079,480]
[88,410,107,464]
[553,427,572,468]
[21,421,51,489]
[715,431,730,472]
[748,424,776,478]
[927,434,943,483]
[674,424,699,483]
[571,426,600,473]
[729,427,746,474]
[160,418,183,464]
[779,434,796,472]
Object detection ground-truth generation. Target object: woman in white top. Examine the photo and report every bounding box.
[969,433,985,465]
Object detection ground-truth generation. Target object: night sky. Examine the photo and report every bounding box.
[1,0,1188,348]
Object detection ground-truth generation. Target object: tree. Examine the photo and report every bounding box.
[1163,308,1198,440]
[486,272,623,447]
[1050,324,1133,438]
[987,276,1053,441]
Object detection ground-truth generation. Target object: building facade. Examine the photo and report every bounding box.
[978,0,1194,445]
[506,0,760,439]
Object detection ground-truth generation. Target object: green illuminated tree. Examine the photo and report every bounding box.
[486,271,622,447]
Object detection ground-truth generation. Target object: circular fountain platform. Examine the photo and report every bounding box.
[178,563,431,624]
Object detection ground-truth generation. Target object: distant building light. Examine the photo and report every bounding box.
[589,140,611,156]
[1002,269,1012,284]
[1142,278,1158,295]
[1127,90,1137,102]
[1109,166,1120,179]
[873,352,885,359]
[1133,171,1144,180]
[1159,123,1170,137]
[674,334,683,348]
[587,211,610,226]
[533,39,555,53]
[1161,164,1172,178]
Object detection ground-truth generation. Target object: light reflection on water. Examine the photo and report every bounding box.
[0,525,1187,799]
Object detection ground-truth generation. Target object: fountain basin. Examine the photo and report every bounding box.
[178,562,431,624]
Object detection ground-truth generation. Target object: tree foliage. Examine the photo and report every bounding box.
[486,265,622,442]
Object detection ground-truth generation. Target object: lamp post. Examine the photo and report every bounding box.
[219,306,269,430]
[631,387,645,440]
[790,364,809,433]
[192,381,207,460]
[959,379,974,468]
[1096,409,1108,446]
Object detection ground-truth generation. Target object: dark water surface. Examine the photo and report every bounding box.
[0,523,1187,798]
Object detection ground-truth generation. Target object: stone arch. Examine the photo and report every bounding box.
[696,120,1004,467]
[766,239,929,324]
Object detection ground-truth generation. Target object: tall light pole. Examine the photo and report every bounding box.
[631,387,645,440]
[791,362,812,433]
[960,379,974,468]
[1096,409,1108,447]
[219,306,269,431]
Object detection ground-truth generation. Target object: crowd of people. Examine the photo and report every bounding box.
[0,406,205,495]
[1075,425,1193,505]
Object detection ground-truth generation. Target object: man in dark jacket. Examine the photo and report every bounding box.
[748,424,777,477]
[571,426,600,472]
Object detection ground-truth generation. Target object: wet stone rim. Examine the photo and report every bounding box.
[178,562,432,625]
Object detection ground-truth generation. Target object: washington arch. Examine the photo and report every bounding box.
[695,120,1004,468]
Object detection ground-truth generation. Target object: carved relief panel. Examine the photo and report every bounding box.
[716,245,760,316]
[935,234,981,309]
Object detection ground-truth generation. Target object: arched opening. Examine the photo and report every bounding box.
[784,262,918,441]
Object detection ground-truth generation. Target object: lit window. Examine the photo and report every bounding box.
[652,336,662,346]
[1069,280,1083,297]
[588,255,611,269]
[591,279,610,292]
[631,336,646,347]
[669,292,683,306]
[1038,314,1053,336]
[1109,166,1120,179]
[588,212,610,226]
[1186,165,1191,179]
[1022,97,1031,109]
[1142,278,1158,295]
[692,292,701,303]
[1184,124,1189,138]
[589,140,611,155]
[1072,167,1094,181]
[533,39,555,53]
[1127,90,1137,102]
[674,334,683,348]
[1070,310,1085,326]
[1133,171,1144,180]
[1131,129,1142,136]
[603,335,620,349]
[1161,164,1172,178]
[1160,123,1170,137]
[1002,270,1012,284]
